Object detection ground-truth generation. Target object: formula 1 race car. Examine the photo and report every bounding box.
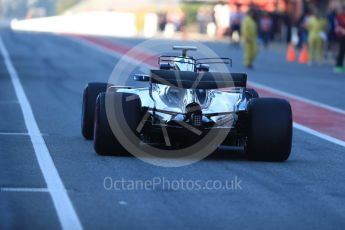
[81,46,292,161]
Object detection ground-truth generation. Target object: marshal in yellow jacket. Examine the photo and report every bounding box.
[241,14,258,68]
[307,15,327,63]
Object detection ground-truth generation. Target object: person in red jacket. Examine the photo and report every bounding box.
[335,5,345,73]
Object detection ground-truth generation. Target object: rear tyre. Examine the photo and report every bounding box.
[246,98,292,162]
[81,82,109,140]
[94,92,142,155]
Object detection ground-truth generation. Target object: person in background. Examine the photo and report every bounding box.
[259,12,273,47]
[334,5,345,73]
[197,7,208,34]
[230,4,243,44]
[241,9,258,69]
[306,9,327,65]
[158,12,167,32]
[297,9,311,49]
[214,4,230,38]
[327,7,337,60]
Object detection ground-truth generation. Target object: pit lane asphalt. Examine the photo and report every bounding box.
[1,29,345,229]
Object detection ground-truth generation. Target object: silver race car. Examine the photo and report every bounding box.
[82,46,292,161]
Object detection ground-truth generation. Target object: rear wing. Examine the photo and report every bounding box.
[150,70,247,89]
[159,56,232,67]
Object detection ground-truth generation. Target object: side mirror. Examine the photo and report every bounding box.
[133,74,150,82]
[196,64,210,72]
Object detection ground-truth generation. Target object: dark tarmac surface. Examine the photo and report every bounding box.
[1,29,345,229]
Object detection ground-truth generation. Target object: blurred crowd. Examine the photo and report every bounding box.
[155,3,282,69]
[154,1,345,72]
[157,9,186,38]
[289,2,345,73]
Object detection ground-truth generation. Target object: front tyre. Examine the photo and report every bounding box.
[93,92,142,155]
[246,98,292,161]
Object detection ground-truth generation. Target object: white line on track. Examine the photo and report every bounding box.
[0,132,29,136]
[1,187,49,193]
[248,82,345,148]
[248,81,345,115]
[0,36,83,230]
[293,122,345,148]
[70,35,345,149]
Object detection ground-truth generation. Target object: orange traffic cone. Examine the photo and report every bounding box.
[286,43,296,62]
[299,45,308,64]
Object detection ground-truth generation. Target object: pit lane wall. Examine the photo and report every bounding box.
[11,12,144,37]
